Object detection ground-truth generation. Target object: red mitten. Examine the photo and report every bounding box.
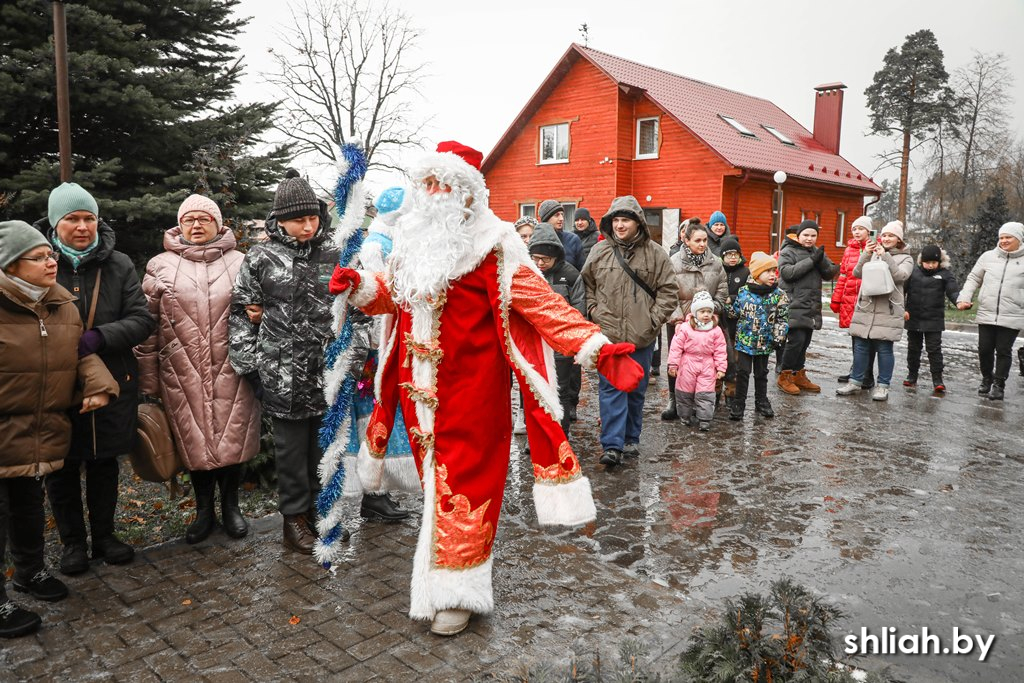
[329,266,361,295]
[597,342,644,392]
[829,301,840,314]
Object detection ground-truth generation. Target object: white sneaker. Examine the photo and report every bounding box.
[835,382,862,396]
[871,385,889,401]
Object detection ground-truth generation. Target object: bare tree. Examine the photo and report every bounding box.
[266,0,428,174]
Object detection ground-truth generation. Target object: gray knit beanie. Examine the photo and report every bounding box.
[273,169,320,221]
[538,200,564,223]
[48,182,99,227]
[0,220,50,270]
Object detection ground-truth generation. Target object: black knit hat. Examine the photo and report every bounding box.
[273,169,320,221]
[920,245,942,262]
[719,235,742,256]
[797,219,819,234]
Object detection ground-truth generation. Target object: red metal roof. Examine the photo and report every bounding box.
[483,44,881,194]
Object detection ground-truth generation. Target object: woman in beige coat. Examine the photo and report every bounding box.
[136,195,260,544]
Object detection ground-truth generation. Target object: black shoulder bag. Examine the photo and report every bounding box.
[612,245,656,299]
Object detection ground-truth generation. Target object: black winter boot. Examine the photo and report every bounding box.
[755,399,775,418]
[186,470,217,544]
[1019,347,1024,377]
[978,377,993,395]
[987,380,1005,401]
[0,597,40,639]
[360,492,411,522]
[660,392,678,420]
[86,459,133,564]
[729,399,745,421]
[218,465,248,539]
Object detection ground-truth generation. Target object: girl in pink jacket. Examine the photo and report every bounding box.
[667,291,728,432]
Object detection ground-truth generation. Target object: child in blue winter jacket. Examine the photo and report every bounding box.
[729,252,789,420]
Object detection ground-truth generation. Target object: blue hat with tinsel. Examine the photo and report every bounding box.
[374,187,405,214]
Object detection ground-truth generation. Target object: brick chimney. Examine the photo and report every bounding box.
[812,83,846,155]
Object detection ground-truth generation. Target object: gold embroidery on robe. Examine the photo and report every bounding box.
[533,440,583,484]
[433,464,494,569]
[367,422,389,458]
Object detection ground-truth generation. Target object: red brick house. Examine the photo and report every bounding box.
[482,44,883,260]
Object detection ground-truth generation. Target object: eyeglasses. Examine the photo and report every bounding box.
[18,252,57,264]
[181,216,215,227]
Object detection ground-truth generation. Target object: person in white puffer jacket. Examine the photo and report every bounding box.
[956,221,1024,401]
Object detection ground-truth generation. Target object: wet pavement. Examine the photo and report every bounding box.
[2,323,1021,682]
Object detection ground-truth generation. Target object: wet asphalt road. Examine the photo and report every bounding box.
[520,320,1023,682]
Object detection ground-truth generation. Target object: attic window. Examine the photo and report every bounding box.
[719,115,756,138]
[636,117,659,159]
[539,123,569,164]
[762,125,795,146]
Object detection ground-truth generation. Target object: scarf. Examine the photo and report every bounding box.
[746,281,776,297]
[693,316,715,331]
[684,244,706,268]
[180,233,224,247]
[610,232,643,255]
[6,274,49,303]
[53,233,99,269]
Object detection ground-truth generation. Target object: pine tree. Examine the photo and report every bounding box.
[865,29,957,227]
[0,0,289,261]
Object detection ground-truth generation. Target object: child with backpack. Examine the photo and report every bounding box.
[903,244,960,392]
[729,252,789,420]
[667,291,727,432]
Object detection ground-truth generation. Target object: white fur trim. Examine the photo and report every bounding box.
[409,454,494,619]
[332,182,366,249]
[357,440,422,494]
[373,315,398,401]
[575,332,609,370]
[342,454,363,497]
[348,269,379,308]
[533,476,597,527]
[358,240,385,273]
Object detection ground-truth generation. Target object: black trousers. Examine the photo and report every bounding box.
[782,328,813,371]
[978,324,1019,383]
[906,330,943,380]
[46,457,120,547]
[734,352,769,408]
[724,319,738,384]
[272,417,322,516]
[555,355,578,436]
[0,477,46,590]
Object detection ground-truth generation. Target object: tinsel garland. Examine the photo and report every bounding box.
[314,142,368,568]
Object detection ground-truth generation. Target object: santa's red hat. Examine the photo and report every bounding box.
[436,141,483,171]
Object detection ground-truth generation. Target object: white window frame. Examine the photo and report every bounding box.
[539,123,570,164]
[835,210,846,247]
[719,114,757,138]
[520,204,536,218]
[635,117,660,159]
[762,124,795,146]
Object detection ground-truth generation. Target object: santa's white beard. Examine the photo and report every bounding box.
[391,188,478,306]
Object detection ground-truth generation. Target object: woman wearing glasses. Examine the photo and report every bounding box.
[0,220,118,637]
[135,195,261,544]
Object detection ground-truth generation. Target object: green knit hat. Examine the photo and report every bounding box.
[48,182,99,228]
[0,220,50,270]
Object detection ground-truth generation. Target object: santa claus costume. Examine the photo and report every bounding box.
[333,141,642,636]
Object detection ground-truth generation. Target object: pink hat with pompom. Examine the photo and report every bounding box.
[177,194,223,229]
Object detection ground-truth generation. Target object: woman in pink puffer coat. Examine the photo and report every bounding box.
[667,291,727,432]
[135,195,260,545]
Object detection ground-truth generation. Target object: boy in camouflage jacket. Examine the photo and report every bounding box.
[728,252,789,421]
[228,169,341,554]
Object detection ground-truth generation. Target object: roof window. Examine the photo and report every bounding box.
[719,115,756,138]
[762,125,795,146]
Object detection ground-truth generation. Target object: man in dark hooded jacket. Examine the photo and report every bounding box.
[529,223,585,436]
[573,208,599,266]
[538,199,584,271]
[35,183,155,575]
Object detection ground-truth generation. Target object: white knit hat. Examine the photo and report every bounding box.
[851,215,873,232]
[880,220,904,241]
[998,221,1024,244]
[177,194,223,229]
[690,290,715,315]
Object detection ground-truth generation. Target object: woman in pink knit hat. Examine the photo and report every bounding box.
[135,194,261,544]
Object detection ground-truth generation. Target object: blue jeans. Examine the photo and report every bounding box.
[851,337,894,387]
[598,342,654,451]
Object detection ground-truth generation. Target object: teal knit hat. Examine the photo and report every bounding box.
[48,182,99,228]
[0,220,50,270]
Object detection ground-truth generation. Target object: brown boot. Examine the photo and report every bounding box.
[724,380,736,398]
[777,370,801,395]
[793,369,821,393]
[282,514,317,555]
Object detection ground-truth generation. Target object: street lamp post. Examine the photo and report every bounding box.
[52,1,72,181]
[772,171,787,254]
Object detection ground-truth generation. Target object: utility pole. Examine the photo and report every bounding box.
[52,1,72,181]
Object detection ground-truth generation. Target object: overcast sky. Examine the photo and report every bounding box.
[234,0,1024,193]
